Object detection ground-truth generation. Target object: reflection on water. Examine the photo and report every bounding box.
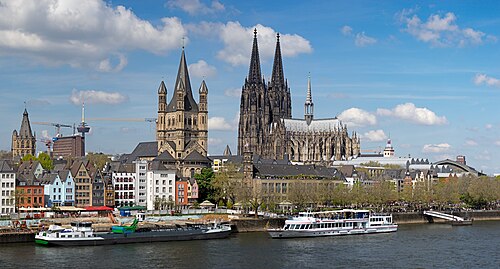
[1,221,499,269]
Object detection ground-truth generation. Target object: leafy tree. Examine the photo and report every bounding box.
[211,164,241,205]
[37,152,54,170]
[195,168,215,202]
[87,152,111,171]
[21,154,37,161]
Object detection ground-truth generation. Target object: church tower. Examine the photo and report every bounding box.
[268,33,292,123]
[238,29,270,156]
[12,108,36,159]
[157,47,209,176]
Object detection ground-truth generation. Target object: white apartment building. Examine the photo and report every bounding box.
[134,160,148,207]
[146,161,176,210]
[0,161,15,215]
[112,170,136,207]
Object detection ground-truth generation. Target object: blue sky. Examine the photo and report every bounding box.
[1,0,500,173]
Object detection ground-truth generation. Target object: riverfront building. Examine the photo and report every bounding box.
[0,160,16,215]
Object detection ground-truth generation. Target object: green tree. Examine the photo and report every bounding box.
[211,164,242,205]
[37,152,54,170]
[87,152,111,171]
[21,154,37,161]
[195,168,215,202]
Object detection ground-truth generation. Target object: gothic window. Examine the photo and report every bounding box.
[168,118,171,126]
[188,118,192,125]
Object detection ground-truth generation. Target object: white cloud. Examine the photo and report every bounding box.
[98,54,128,72]
[188,60,217,78]
[167,0,224,15]
[337,108,377,127]
[362,130,387,142]
[398,9,493,47]
[485,124,493,130]
[376,103,447,125]
[0,0,186,71]
[474,73,500,87]
[341,25,353,36]
[70,89,128,105]
[355,32,377,47]
[495,140,500,146]
[224,88,241,98]
[189,22,312,66]
[465,139,478,146]
[208,117,235,131]
[41,130,51,140]
[422,143,451,153]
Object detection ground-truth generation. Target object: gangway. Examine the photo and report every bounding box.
[423,211,464,222]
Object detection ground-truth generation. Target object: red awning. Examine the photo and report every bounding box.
[84,206,113,211]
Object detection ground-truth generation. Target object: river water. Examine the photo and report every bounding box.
[1,221,499,269]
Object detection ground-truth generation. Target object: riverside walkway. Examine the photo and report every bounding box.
[423,211,465,222]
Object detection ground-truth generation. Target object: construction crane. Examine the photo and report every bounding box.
[86,118,156,122]
[37,138,53,154]
[32,122,73,138]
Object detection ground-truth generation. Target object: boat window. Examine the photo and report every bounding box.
[68,235,72,238]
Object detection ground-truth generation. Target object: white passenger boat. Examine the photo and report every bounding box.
[268,209,397,239]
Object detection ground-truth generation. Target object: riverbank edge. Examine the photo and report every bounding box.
[231,210,500,232]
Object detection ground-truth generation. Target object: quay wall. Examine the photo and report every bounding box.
[0,231,35,244]
[231,210,500,231]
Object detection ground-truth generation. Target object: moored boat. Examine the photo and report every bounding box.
[268,209,397,239]
[35,220,232,246]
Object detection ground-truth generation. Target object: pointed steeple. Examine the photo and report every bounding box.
[167,48,199,112]
[271,33,285,87]
[248,28,262,83]
[223,145,232,156]
[304,74,314,125]
[158,81,167,94]
[199,80,208,94]
[19,108,34,138]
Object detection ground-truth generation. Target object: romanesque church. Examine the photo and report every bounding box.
[238,29,360,164]
[156,48,210,177]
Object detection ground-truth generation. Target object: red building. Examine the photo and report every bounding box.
[175,180,189,206]
[16,183,44,208]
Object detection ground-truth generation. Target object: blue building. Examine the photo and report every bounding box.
[41,170,75,207]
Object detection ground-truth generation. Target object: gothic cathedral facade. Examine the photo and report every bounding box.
[156,48,209,177]
[238,30,360,165]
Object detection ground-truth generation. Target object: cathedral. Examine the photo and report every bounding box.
[156,48,210,177]
[238,30,360,164]
[12,108,36,159]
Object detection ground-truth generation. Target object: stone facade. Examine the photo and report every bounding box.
[156,48,210,177]
[238,30,360,165]
[12,109,36,159]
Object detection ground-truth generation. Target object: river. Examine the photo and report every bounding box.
[1,221,499,269]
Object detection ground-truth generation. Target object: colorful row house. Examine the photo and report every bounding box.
[40,170,75,207]
[0,160,16,215]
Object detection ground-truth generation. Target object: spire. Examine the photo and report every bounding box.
[158,81,167,94]
[271,32,285,87]
[304,74,314,125]
[166,49,199,112]
[248,28,262,83]
[19,108,34,138]
[199,80,208,94]
[223,145,232,156]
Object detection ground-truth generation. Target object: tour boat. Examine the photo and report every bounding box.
[35,220,232,246]
[268,209,397,239]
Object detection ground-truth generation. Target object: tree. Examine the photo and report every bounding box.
[87,152,111,171]
[195,168,215,202]
[21,154,37,161]
[37,152,54,170]
[211,164,242,205]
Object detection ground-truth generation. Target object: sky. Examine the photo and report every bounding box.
[1,0,500,173]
